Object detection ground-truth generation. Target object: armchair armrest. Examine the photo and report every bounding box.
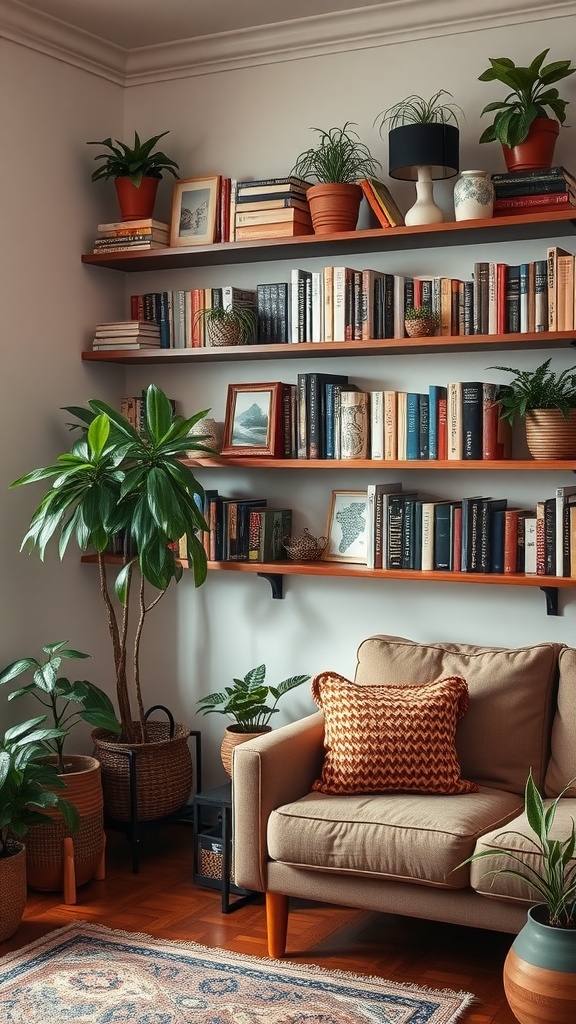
[233,711,325,892]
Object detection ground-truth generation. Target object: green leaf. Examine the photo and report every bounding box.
[87,414,110,460]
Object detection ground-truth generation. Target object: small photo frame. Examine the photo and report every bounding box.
[221,382,284,457]
[322,490,369,563]
[170,175,221,247]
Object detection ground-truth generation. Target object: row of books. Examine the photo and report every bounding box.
[130,286,257,349]
[364,482,576,577]
[491,165,576,216]
[291,374,511,462]
[191,491,292,562]
[92,218,170,253]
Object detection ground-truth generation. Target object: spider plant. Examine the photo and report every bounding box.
[291,122,381,184]
[374,90,463,135]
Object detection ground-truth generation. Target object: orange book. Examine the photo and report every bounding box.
[482,383,512,460]
[190,288,204,347]
[438,394,448,460]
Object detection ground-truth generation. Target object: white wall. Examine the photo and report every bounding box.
[2,14,576,785]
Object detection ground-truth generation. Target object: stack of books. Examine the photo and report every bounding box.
[92,320,161,350]
[92,218,170,253]
[359,178,405,227]
[233,177,313,240]
[492,167,576,216]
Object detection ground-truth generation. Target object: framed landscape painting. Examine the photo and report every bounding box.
[170,175,220,246]
[322,489,369,563]
[221,382,284,457]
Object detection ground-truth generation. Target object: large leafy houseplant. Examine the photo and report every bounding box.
[478,49,576,148]
[489,359,576,424]
[197,664,310,733]
[87,130,180,186]
[0,642,120,774]
[11,385,212,746]
[459,770,576,928]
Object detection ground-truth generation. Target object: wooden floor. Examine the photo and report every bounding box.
[3,822,517,1023]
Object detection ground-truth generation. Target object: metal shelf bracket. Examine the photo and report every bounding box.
[540,586,559,616]
[256,572,284,599]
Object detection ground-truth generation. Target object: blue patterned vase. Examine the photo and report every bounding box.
[453,169,494,221]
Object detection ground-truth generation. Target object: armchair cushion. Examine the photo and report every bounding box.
[310,671,478,795]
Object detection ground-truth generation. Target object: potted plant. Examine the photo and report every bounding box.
[196,664,310,776]
[87,130,180,221]
[194,304,257,347]
[488,358,576,458]
[11,385,213,823]
[0,718,75,940]
[458,770,576,1022]
[404,305,440,338]
[478,49,576,171]
[374,91,461,225]
[0,642,120,898]
[291,122,381,234]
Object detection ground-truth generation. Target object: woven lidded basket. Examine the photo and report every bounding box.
[283,529,328,561]
[92,720,193,822]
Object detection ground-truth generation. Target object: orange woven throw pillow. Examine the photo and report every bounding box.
[311,671,479,795]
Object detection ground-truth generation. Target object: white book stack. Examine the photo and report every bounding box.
[92,320,161,350]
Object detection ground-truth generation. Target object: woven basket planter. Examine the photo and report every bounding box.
[0,842,26,942]
[525,409,576,459]
[221,725,271,777]
[92,720,193,822]
[24,755,104,898]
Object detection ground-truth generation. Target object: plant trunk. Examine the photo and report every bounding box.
[98,553,134,739]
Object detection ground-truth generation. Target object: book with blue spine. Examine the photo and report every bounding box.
[406,393,420,460]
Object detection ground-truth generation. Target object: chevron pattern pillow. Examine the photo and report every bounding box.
[311,671,479,795]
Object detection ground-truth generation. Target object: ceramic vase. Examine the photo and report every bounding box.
[453,170,494,221]
[503,904,576,1024]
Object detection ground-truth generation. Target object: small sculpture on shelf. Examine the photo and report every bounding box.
[283,528,328,561]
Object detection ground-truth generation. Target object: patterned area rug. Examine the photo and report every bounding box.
[0,921,476,1023]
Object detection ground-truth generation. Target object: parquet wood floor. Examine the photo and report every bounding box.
[2,822,517,1022]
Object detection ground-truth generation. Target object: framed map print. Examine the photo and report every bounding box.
[321,490,368,564]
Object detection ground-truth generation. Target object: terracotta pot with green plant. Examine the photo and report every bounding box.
[489,358,576,458]
[0,642,120,900]
[291,122,381,234]
[0,718,76,940]
[10,386,214,823]
[197,665,310,776]
[457,770,576,1023]
[194,304,257,347]
[479,49,576,171]
[87,131,180,221]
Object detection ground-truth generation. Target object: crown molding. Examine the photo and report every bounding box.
[3,0,576,87]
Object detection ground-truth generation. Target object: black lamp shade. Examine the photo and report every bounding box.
[388,123,459,181]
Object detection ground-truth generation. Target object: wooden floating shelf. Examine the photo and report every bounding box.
[82,330,576,364]
[81,209,576,272]
[187,457,576,471]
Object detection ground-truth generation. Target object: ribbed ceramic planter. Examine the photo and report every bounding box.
[24,755,104,901]
[221,726,271,777]
[503,118,560,172]
[525,408,576,459]
[114,175,159,221]
[503,905,576,1024]
[0,842,26,942]
[306,183,362,234]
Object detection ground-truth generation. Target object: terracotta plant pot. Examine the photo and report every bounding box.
[502,118,560,172]
[24,755,104,903]
[0,842,26,942]
[525,408,576,459]
[306,183,362,235]
[114,175,160,221]
[221,725,271,777]
[503,904,576,1024]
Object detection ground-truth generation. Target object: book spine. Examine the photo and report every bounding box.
[503,510,519,574]
[447,382,463,460]
[401,497,416,569]
[488,264,498,335]
[506,266,520,333]
[418,393,429,459]
[461,382,483,460]
[519,264,529,333]
[296,372,308,458]
[386,495,404,569]
[496,264,507,335]
[420,503,435,571]
[490,509,505,573]
[524,516,538,574]
[406,393,420,460]
[544,497,556,576]
[434,503,452,571]
[547,248,557,331]
[468,498,483,573]
[493,192,573,208]
[370,390,385,459]
[536,500,546,575]
[384,390,398,460]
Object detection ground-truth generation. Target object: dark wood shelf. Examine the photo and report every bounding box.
[82,330,576,364]
[186,456,576,471]
[81,209,576,272]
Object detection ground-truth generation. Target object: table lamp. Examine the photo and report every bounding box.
[388,123,459,225]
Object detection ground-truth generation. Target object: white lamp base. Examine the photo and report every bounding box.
[404,166,444,226]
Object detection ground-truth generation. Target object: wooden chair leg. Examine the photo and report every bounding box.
[63,836,76,905]
[266,891,289,958]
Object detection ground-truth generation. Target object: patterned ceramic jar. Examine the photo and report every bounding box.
[453,169,495,221]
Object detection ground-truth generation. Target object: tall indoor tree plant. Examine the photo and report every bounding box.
[11,385,213,821]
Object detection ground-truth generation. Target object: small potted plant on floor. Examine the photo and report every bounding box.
[478,49,576,170]
[0,717,75,940]
[488,358,576,458]
[0,641,120,898]
[11,385,213,824]
[87,130,180,221]
[197,664,310,776]
[291,122,381,234]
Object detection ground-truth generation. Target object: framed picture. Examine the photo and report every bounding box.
[170,175,221,247]
[322,490,369,563]
[221,382,284,457]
